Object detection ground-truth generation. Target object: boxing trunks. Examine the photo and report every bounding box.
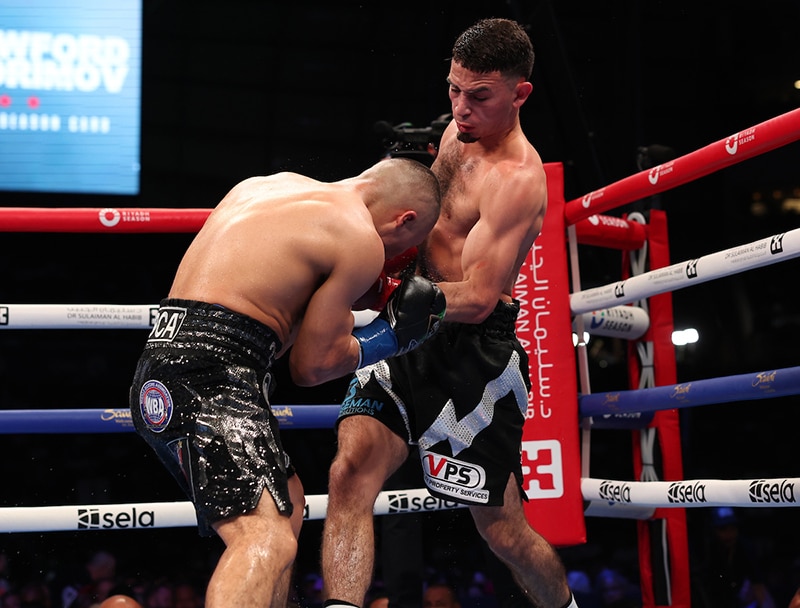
[338,300,530,506]
[129,298,292,536]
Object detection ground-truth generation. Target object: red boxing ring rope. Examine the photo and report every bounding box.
[0,207,211,232]
[564,106,800,225]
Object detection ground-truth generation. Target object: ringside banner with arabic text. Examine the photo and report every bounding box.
[514,163,585,546]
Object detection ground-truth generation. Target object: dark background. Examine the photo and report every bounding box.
[2,0,799,603]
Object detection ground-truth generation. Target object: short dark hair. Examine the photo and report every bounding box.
[451,18,534,80]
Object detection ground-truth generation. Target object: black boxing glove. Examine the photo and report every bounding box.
[352,275,446,368]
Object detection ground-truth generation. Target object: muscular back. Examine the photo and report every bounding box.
[169,173,382,353]
[420,121,546,321]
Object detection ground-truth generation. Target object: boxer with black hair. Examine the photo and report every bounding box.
[322,18,577,608]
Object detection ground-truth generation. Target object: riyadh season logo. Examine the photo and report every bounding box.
[725,127,757,155]
[647,161,675,185]
[587,214,630,229]
[98,208,152,227]
[99,208,120,227]
[581,189,604,209]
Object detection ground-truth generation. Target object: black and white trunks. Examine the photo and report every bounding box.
[338,300,530,506]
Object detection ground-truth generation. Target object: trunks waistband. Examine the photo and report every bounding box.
[146,298,282,367]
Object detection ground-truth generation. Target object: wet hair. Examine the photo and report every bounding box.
[451,17,534,79]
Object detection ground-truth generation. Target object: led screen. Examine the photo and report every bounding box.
[0,1,141,195]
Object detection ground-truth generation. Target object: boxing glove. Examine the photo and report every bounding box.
[352,271,401,311]
[353,275,446,368]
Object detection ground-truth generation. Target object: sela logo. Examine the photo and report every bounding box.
[613,282,625,299]
[388,493,411,511]
[749,479,796,503]
[598,480,632,503]
[422,453,485,489]
[149,306,187,342]
[521,440,563,499]
[77,507,155,530]
[686,259,698,279]
[386,492,460,514]
[667,481,707,503]
[0,306,7,325]
[770,233,785,255]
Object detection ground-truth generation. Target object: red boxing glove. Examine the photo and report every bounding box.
[353,271,401,311]
[384,246,418,276]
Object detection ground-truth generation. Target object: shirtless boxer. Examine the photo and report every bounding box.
[129,157,445,608]
[321,19,577,608]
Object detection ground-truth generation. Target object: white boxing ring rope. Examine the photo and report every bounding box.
[569,228,800,315]
[2,478,798,534]
[2,107,800,537]
[0,488,468,534]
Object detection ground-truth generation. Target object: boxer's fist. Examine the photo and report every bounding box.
[352,275,446,368]
[381,275,445,352]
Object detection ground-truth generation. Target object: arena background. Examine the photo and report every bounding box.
[2,0,799,603]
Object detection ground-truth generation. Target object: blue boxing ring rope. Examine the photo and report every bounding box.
[2,360,800,434]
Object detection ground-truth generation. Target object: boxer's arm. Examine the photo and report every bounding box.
[437,164,546,323]
[289,245,382,386]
